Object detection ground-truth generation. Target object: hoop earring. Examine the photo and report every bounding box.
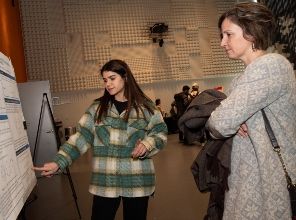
[252,43,256,52]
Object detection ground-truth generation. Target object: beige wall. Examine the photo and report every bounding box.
[19,0,242,126]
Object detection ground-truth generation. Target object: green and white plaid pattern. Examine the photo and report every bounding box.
[54,100,167,197]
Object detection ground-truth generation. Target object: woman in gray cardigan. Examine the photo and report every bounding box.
[207,2,296,220]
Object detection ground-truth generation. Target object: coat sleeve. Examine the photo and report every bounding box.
[141,110,168,157]
[207,54,292,138]
[53,101,98,169]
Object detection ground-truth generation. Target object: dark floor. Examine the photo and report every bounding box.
[23,134,209,220]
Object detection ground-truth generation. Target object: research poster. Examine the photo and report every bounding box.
[0,52,36,220]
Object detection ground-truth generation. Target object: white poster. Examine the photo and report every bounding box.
[0,52,36,220]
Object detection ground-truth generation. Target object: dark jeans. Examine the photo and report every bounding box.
[91,195,149,220]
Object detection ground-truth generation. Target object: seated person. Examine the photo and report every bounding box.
[155,98,165,117]
[169,101,177,119]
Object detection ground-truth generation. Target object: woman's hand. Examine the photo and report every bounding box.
[131,139,148,159]
[238,123,248,137]
[33,162,59,177]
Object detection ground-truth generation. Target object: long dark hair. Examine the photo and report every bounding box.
[218,2,275,50]
[96,59,155,122]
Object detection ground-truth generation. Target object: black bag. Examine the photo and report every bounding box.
[288,182,296,220]
[262,110,296,219]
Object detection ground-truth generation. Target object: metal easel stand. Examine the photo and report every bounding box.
[18,193,38,220]
[32,93,81,219]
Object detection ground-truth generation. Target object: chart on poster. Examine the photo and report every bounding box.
[0,52,36,220]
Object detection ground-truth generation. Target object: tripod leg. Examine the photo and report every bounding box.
[65,167,82,219]
[43,93,82,219]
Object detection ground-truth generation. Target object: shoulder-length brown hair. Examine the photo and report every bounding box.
[96,59,155,122]
[218,2,276,50]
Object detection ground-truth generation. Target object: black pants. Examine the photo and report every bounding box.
[91,195,149,220]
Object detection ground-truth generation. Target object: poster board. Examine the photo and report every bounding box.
[0,52,36,220]
[17,81,58,167]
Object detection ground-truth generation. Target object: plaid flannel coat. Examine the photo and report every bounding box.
[54,99,167,197]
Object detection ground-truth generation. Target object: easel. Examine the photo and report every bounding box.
[31,93,82,219]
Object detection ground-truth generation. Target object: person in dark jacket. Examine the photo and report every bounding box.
[174,85,190,142]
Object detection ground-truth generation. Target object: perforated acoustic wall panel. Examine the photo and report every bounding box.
[19,0,243,93]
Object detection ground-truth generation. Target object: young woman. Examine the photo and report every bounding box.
[207,2,296,220]
[34,59,167,220]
